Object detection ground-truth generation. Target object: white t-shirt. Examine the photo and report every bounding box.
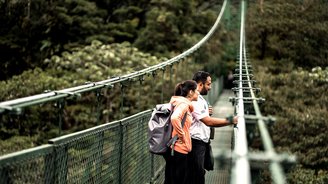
[190,95,211,143]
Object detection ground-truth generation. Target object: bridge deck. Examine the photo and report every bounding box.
[206,90,234,184]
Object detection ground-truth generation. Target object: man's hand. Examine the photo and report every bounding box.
[233,116,238,125]
[208,105,213,116]
[226,115,238,125]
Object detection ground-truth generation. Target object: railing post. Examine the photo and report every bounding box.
[56,146,68,184]
[161,68,165,103]
[56,99,65,136]
[118,121,124,184]
[151,71,157,104]
[46,140,68,184]
[138,76,144,111]
[120,83,125,119]
[95,89,103,126]
[169,65,174,95]
[44,151,55,184]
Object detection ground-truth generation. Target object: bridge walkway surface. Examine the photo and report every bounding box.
[205,89,234,184]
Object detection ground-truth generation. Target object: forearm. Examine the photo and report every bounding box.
[208,118,230,127]
[201,116,233,127]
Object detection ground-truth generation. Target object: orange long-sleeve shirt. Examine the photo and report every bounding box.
[169,96,194,154]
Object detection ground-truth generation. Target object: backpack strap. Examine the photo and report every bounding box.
[167,112,187,156]
[180,111,188,128]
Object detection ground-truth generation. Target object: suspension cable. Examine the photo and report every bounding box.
[0,0,228,112]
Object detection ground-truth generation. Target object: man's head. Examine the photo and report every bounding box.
[192,71,212,95]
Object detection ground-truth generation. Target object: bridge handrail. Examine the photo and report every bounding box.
[0,0,228,113]
[0,77,224,184]
[231,1,296,183]
[232,1,251,183]
[0,110,155,184]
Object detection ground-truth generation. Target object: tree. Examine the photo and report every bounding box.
[247,0,328,68]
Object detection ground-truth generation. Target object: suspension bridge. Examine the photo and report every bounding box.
[0,0,296,183]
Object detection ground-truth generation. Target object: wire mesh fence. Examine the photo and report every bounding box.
[0,76,224,184]
[0,110,168,184]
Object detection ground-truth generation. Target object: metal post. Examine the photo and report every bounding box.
[56,99,65,136]
[95,89,102,126]
[120,84,125,119]
[161,69,165,103]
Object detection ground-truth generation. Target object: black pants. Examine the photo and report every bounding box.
[164,149,189,184]
[189,138,207,184]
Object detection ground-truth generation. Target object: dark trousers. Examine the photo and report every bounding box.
[164,150,189,184]
[189,138,207,184]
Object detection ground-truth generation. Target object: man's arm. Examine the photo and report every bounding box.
[200,116,238,127]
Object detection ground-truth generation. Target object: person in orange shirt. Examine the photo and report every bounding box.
[164,80,199,184]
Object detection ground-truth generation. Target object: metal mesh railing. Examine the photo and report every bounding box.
[0,0,297,183]
[0,110,153,184]
[0,1,229,148]
[0,145,54,184]
[0,76,224,184]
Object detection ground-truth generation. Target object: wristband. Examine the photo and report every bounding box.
[226,115,233,124]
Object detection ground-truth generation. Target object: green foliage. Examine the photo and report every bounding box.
[0,0,53,80]
[44,40,166,82]
[0,41,202,154]
[134,0,220,57]
[247,0,328,68]
[0,0,226,81]
[253,59,328,183]
[0,0,151,80]
[134,7,180,56]
[247,1,328,182]
[0,0,233,156]
[0,136,39,156]
[287,165,328,184]
[0,68,70,101]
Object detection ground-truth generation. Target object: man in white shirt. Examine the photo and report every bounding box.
[190,71,238,184]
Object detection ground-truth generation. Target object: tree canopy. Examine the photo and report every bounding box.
[247,0,328,183]
[0,0,327,182]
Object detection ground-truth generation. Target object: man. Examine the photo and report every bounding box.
[190,71,238,184]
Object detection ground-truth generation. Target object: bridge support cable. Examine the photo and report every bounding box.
[0,0,228,113]
[0,1,231,184]
[230,0,296,184]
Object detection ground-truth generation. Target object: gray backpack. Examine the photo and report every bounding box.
[148,103,187,155]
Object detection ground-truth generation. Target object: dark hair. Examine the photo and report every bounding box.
[192,71,210,84]
[174,80,197,97]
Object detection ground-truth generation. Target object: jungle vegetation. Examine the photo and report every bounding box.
[0,0,231,155]
[247,0,328,183]
[0,0,327,183]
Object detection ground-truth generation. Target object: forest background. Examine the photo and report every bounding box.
[0,0,327,183]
